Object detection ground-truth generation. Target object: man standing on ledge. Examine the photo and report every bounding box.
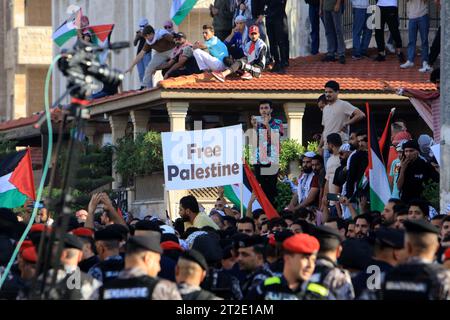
[253,100,284,207]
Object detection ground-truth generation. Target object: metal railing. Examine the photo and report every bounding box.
[343,0,440,41]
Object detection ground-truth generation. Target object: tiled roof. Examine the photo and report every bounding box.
[0,114,41,131]
[0,109,62,131]
[160,53,436,92]
[87,53,436,107]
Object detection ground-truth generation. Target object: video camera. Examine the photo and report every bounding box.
[57,39,130,98]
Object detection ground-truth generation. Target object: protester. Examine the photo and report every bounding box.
[319,81,366,165]
[306,0,323,55]
[224,15,248,59]
[210,0,234,41]
[400,0,431,72]
[159,32,201,79]
[374,0,406,63]
[179,195,220,230]
[193,25,229,73]
[252,100,284,206]
[351,0,372,60]
[212,24,267,82]
[321,0,346,64]
[288,152,320,212]
[397,139,439,202]
[265,0,289,73]
[133,18,152,86]
[126,25,175,88]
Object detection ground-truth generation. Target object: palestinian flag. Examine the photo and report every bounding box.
[224,171,262,213]
[378,108,395,171]
[171,0,198,26]
[0,149,36,208]
[243,163,280,220]
[86,24,115,46]
[52,9,82,47]
[366,103,391,212]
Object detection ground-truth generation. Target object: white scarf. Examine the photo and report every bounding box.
[297,172,315,204]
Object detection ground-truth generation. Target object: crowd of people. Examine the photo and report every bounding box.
[116,0,442,91]
[1,72,449,300]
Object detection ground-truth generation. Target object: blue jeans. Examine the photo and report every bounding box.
[309,4,324,55]
[323,9,346,57]
[407,14,429,63]
[137,51,152,84]
[352,8,372,57]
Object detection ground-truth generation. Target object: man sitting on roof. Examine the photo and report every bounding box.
[211,25,267,82]
[223,15,249,60]
[192,24,229,73]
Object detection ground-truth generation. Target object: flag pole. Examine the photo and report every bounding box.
[240,183,244,217]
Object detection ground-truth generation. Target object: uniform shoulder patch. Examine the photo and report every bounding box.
[264,277,281,286]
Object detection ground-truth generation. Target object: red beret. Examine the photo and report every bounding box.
[21,246,38,263]
[444,248,450,261]
[30,224,51,233]
[72,227,94,238]
[19,240,34,253]
[282,233,320,255]
[161,241,183,252]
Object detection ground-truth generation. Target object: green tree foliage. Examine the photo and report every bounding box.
[115,131,163,187]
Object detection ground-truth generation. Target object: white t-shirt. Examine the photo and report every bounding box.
[407,0,428,19]
[377,0,398,7]
[146,29,170,46]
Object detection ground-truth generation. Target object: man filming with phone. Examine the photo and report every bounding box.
[252,100,284,207]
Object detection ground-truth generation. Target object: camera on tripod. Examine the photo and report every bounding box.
[57,40,130,99]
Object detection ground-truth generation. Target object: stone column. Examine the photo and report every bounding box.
[109,115,129,189]
[130,110,150,140]
[283,102,306,144]
[83,124,97,145]
[166,101,189,219]
[167,101,189,132]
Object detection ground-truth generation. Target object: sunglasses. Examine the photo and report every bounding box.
[250,32,258,35]
[164,26,173,29]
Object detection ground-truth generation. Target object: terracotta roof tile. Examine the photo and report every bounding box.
[160,54,436,92]
[88,54,436,106]
[0,108,62,131]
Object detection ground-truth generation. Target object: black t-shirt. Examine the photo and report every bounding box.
[400,158,439,202]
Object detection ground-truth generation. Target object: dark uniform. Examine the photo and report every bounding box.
[176,250,221,300]
[99,234,181,300]
[246,233,320,300]
[89,227,125,283]
[201,267,243,300]
[379,220,450,300]
[235,235,273,298]
[28,234,101,300]
[354,228,404,299]
[309,226,354,300]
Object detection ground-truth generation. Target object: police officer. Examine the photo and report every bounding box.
[246,233,320,300]
[71,227,99,273]
[193,233,243,300]
[309,225,355,300]
[235,235,272,298]
[380,219,450,300]
[99,234,181,300]
[88,226,125,283]
[175,249,220,300]
[354,228,406,299]
[29,234,101,300]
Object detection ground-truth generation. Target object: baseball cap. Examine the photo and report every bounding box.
[339,144,351,152]
[173,32,186,39]
[249,25,259,34]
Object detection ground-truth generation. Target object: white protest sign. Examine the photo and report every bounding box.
[431,144,441,167]
[162,125,243,190]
